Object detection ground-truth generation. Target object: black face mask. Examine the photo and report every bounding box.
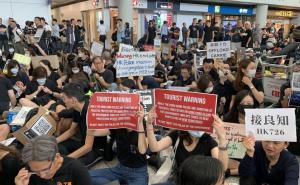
[238,104,254,115]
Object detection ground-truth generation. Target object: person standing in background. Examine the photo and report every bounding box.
[0,18,8,53]
[181,22,188,48]
[187,18,199,47]
[278,24,285,42]
[98,20,107,48]
[161,21,169,44]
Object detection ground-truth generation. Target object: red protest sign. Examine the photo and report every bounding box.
[87,92,140,130]
[154,89,217,133]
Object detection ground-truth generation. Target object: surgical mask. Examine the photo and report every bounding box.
[10,68,19,75]
[8,48,14,53]
[188,131,205,138]
[179,60,185,64]
[37,78,46,85]
[238,104,254,115]
[78,53,84,58]
[218,70,225,77]
[72,68,80,74]
[247,69,256,78]
[205,86,214,93]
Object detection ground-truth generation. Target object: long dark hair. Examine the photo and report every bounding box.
[197,74,213,93]
[223,90,254,123]
[178,155,224,185]
[235,59,254,91]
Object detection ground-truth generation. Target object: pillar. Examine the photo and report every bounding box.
[256,5,268,28]
[118,0,133,26]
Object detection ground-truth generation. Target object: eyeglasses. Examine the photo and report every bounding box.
[27,161,53,175]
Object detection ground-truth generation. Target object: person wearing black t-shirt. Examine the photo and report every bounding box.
[88,106,148,185]
[20,66,59,108]
[241,21,253,48]
[14,135,92,185]
[197,58,219,82]
[0,18,8,52]
[39,60,60,85]
[57,83,106,166]
[90,56,115,91]
[0,75,16,115]
[202,20,214,45]
[147,21,156,45]
[188,18,199,46]
[146,109,228,183]
[233,59,264,107]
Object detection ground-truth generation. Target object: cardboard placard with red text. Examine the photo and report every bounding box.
[154,89,217,133]
[87,92,140,130]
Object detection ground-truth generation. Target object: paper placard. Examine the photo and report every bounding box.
[13,53,31,66]
[212,122,246,159]
[0,137,16,146]
[245,108,296,142]
[263,77,286,103]
[154,89,217,133]
[131,89,154,112]
[119,43,134,52]
[87,92,140,130]
[207,41,231,59]
[154,39,161,48]
[91,41,104,56]
[11,107,34,126]
[31,55,60,69]
[115,52,155,78]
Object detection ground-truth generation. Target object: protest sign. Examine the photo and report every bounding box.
[31,55,60,69]
[91,41,104,56]
[263,77,286,103]
[245,108,297,142]
[154,89,217,132]
[207,41,231,59]
[212,123,246,159]
[13,53,31,66]
[87,92,140,130]
[292,72,300,91]
[154,38,161,48]
[161,43,172,57]
[193,50,207,68]
[13,107,57,145]
[119,43,134,52]
[115,52,155,78]
[168,86,189,92]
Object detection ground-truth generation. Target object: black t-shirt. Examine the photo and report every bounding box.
[25,79,59,98]
[110,129,147,168]
[0,76,13,102]
[73,100,106,149]
[170,27,180,40]
[168,131,218,167]
[231,27,242,43]
[189,25,198,38]
[155,64,166,83]
[6,72,31,87]
[242,29,253,48]
[204,26,214,42]
[198,68,219,82]
[148,26,156,41]
[0,24,8,40]
[49,72,60,85]
[214,80,235,114]
[0,154,22,185]
[29,157,92,185]
[95,69,114,84]
[105,64,116,82]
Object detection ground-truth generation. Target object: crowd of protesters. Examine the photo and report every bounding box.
[0,15,299,185]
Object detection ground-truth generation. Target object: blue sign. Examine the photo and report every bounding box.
[208,5,253,16]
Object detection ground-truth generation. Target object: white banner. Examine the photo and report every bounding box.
[115,52,155,78]
[207,41,231,59]
[245,108,296,142]
[119,43,134,53]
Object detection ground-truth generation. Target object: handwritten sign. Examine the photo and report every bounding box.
[87,92,140,130]
[212,123,246,159]
[245,108,297,142]
[155,89,217,133]
[154,39,161,48]
[292,72,300,92]
[115,52,155,78]
[13,53,31,66]
[263,77,286,103]
[207,41,231,59]
[91,41,104,56]
[119,43,134,52]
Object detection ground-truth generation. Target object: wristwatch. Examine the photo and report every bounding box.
[250,85,254,90]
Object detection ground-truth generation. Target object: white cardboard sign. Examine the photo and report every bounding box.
[91,41,104,56]
[292,72,300,92]
[115,52,155,78]
[119,43,134,53]
[207,41,231,59]
[245,108,297,142]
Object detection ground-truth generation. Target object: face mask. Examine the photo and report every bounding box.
[78,53,84,58]
[179,60,185,64]
[37,78,46,85]
[72,68,80,74]
[205,86,214,93]
[238,104,254,115]
[188,131,205,138]
[247,69,256,78]
[10,68,18,75]
[8,48,14,53]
